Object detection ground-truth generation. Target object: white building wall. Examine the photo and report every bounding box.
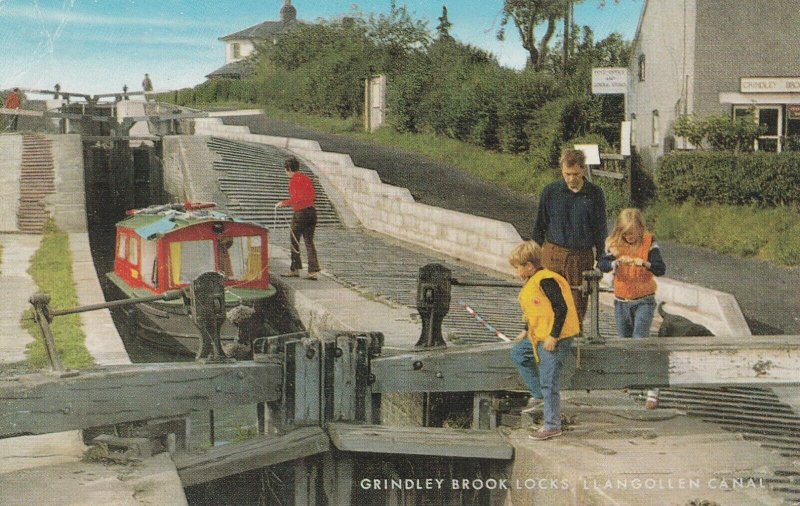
[225,39,256,63]
[628,0,697,170]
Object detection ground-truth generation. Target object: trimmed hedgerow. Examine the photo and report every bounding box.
[657,151,800,207]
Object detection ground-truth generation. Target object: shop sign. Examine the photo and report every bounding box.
[741,77,800,93]
[788,104,800,120]
[592,67,628,95]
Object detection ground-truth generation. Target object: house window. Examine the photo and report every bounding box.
[232,43,241,59]
[651,110,660,146]
[734,106,783,152]
[638,55,646,82]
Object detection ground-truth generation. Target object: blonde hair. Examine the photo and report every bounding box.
[560,149,586,169]
[508,241,542,268]
[606,208,648,256]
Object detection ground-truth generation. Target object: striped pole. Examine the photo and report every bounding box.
[459,300,510,342]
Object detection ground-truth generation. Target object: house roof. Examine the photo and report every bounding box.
[219,19,299,42]
[205,60,255,80]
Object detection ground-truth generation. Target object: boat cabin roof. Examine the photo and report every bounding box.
[118,210,264,240]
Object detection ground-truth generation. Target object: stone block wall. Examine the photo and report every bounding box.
[0,135,22,232]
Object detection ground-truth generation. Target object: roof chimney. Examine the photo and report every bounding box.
[280,0,297,23]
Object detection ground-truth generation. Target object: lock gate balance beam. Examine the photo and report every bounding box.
[371,335,800,393]
[0,361,282,438]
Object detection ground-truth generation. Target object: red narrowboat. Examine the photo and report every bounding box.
[106,203,277,355]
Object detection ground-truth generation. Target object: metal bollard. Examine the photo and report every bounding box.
[582,270,605,344]
[415,263,452,348]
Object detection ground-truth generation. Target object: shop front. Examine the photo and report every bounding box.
[720,77,800,152]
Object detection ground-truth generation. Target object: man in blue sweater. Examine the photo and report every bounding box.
[532,149,607,326]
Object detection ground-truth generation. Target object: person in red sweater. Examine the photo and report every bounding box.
[275,157,320,279]
[4,88,21,131]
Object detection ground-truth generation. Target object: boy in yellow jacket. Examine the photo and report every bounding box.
[509,241,580,440]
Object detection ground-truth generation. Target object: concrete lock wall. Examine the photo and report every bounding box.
[0,135,22,232]
[49,134,88,233]
[190,117,751,336]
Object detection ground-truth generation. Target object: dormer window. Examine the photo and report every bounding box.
[232,43,241,59]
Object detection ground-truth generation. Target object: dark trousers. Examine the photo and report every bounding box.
[542,242,595,325]
[290,207,319,273]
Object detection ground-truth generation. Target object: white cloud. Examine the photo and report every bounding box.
[0,3,220,29]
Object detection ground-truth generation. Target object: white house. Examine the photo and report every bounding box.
[206,0,300,80]
[627,0,800,170]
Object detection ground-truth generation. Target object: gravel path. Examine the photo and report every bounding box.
[222,115,800,335]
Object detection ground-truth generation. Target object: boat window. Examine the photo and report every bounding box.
[141,239,158,287]
[169,240,215,286]
[219,236,262,282]
[128,236,139,265]
[117,234,128,259]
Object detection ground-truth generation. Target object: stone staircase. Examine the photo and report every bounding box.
[207,136,340,228]
[17,133,56,234]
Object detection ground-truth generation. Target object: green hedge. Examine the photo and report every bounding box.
[657,151,800,207]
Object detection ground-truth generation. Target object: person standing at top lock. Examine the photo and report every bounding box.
[142,73,153,92]
[4,88,21,131]
[275,157,321,280]
[142,73,153,100]
[532,149,608,326]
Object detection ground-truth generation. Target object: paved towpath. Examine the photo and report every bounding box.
[223,114,800,336]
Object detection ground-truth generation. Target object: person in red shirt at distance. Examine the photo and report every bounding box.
[275,156,321,280]
[4,88,21,131]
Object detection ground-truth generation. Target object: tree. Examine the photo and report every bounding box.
[498,0,570,70]
[368,0,430,68]
[436,5,454,41]
[498,0,622,71]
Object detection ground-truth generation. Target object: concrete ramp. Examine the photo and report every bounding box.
[0,453,187,506]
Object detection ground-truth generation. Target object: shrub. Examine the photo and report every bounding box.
[496,71,560,153]
[673,113,764,152]
[657,151,800,207]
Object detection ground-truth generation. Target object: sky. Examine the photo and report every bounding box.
[0,0,642,97]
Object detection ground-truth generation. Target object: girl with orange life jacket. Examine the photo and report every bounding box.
[598,208,666,339]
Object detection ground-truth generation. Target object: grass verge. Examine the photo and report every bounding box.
[199,101,557,195]
[22,221,93,369]
[646,201,800,266]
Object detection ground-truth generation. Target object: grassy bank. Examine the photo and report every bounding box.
[646,202,800,266]
[22,221,93,369]
[206,101,556,195]
[203,102,800,268]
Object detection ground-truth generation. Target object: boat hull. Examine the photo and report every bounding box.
[107,273,277,356]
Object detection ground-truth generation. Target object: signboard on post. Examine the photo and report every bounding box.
[592,67,628,95]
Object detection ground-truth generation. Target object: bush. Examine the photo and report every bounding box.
[657,151,800,207]
[673,113,764,152]
[496,71,560,153]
